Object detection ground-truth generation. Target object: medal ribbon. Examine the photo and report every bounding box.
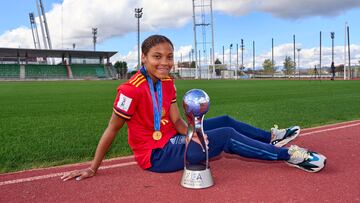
[143,67,162,132]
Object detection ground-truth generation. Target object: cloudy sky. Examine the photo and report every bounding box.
[0,0,360,69]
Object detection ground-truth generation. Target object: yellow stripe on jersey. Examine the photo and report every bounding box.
[161,78,173,81]
[161,119,169,125]
[135,78,146,87]
[129,74,142,84]
[131,75,145,86]
[113,108,131,119]
[171,99,177,103]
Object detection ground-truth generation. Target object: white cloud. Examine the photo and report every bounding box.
[0,27,33,48]
[111,46,138,69]
[214,0,360,19]
[0,0,192,49]
[174,45,192,61]
[2,0,359,50]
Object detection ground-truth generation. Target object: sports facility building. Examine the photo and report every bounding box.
[0,47,117,80]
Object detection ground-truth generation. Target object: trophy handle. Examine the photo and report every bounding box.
[184,115,209,170]
[194,115,209,169]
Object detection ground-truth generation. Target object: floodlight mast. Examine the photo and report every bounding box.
[330,32,335,64]
[135,8,143,70]
[36,0,48,49]
[29,13,41,49]
[297,48,301,79]
[38,0,52,50]
[92,28,98,51]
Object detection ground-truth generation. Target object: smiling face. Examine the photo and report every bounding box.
[141,42,174,83]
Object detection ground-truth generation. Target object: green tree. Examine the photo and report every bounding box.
[283,56,295,75]
[215,58,222,64]
[262,59,276,74]
[335,64,344,73]
[114,61,128,79]
[190,61,196,68]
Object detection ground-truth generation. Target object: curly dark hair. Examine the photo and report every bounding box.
[141,35,174,56]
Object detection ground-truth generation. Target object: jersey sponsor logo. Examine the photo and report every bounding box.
[170,135,186,144]
[117,94,132,112]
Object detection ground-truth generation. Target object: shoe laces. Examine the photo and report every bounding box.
[288,145,310,163]
[271,125,286,140]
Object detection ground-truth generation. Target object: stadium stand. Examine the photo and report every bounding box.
[70,64,106,79]
[0,64,20,79]
[25,64,68,79]
[0,48,117,80]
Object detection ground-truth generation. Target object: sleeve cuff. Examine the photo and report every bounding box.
[113,108,131,120]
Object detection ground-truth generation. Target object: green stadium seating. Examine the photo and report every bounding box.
[25,64,68,79]
[0,64,20,78]
[0,64,108,80]
[70,64,106,78]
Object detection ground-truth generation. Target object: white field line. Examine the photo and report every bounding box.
[1,121,359,187]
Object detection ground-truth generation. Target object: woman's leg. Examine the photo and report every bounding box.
[148,135,186,173]
[205,127,290,160]
[148,126,289,172]
[203,115,271,143]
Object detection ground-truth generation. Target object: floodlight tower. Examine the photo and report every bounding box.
[37,0,52,49]
[330,32,335,64]
[135,8,143,69]
[241,39,244,71]
[229,43,232,71]
[297,48,301,79]
[29,12,41,49]
[92,28,98,51]
[192,0,215,79]
[36,0,47,49]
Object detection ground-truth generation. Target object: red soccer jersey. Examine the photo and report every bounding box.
[113,70,177,169]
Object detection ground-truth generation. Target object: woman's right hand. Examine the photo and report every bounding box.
[61,113,124,182]
[61,168,96,181]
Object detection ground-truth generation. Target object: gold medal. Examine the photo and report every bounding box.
[152,131,162,141]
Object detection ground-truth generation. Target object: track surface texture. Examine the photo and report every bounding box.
[1,120,360,202]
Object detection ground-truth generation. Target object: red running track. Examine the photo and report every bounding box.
[1,120,360,202]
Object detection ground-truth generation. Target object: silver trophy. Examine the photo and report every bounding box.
[181,89,214,189]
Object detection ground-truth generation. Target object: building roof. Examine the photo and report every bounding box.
[0,47,117,59]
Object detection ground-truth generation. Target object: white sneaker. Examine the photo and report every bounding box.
[286,145,327,173]
[271,125,300,147]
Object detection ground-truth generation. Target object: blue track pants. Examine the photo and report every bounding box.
[148,115,290,173]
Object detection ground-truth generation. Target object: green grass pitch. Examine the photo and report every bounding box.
[0,79,359,173]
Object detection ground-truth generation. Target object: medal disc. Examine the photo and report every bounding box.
[153,131,162,140]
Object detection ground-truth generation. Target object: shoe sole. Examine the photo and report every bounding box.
[274,127,300,147]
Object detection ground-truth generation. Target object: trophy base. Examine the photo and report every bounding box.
[180,166,214,189]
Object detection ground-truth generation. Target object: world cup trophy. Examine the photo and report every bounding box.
[180,89,214,189]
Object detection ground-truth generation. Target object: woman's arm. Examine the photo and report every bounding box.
[169,102,208,146]
[61,113,125,181]
[169,102,187,135]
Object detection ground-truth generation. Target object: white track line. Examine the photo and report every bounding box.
[300,123,360,136]
[0,162,137,186]
[1,122,359,187]
[1,155,135,176]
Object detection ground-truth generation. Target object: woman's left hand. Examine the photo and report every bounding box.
[190,132,209,148]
